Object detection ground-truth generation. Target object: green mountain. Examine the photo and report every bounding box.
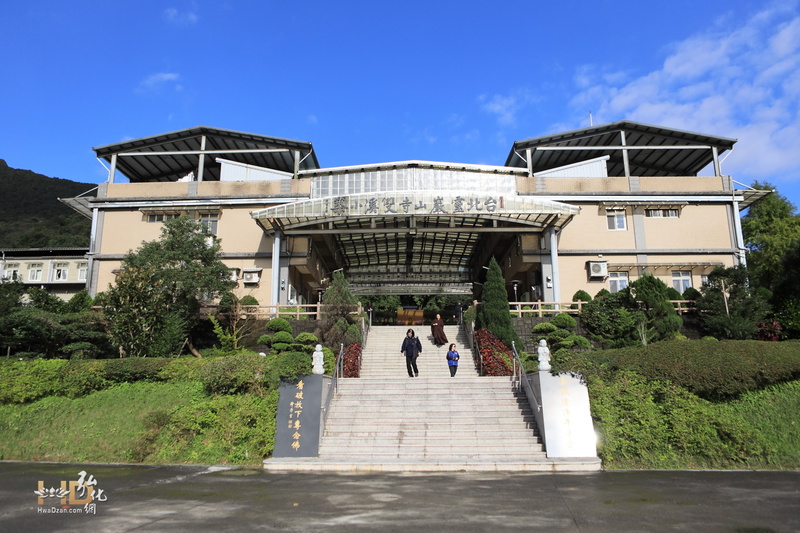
[0,159,92,248]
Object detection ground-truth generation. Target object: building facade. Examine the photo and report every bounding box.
[63,122,766,307]
[0,248,90,300]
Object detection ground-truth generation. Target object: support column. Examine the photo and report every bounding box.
[712,146,721,176]
[732,201,747,267]
[620,131,631,178]
[197,135,207,182]
[549,227,561,307]
[108,153,117,184]
[271,231,283,307]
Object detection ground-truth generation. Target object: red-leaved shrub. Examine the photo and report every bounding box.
[474,329,513,376]
[342,343,362,378]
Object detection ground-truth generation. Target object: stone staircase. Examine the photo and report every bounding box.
[264,324,604,472]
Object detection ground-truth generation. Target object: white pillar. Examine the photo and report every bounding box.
[197,135,206,182]
[108,153,117,184]
[549,227,561,307]
[271,231,282,306]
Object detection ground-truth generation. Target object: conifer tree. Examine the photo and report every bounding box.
[476,257,521,349]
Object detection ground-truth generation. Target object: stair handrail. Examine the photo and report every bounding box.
[511,340,543,416]
[321,342,345,439]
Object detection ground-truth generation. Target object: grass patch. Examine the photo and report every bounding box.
[0,381,202,463]
[0,380,279,466]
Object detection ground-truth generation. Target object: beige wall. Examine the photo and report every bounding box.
[559,204,637,250]
[641,205,733,249]
[93,202,282,302]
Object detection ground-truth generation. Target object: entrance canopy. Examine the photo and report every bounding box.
[252,191,579,295]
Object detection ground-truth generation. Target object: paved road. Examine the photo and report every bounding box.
[1,462,798,532]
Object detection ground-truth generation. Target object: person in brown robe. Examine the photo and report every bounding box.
[430,313,448,346]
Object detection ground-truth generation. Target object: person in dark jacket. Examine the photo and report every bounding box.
[401,328,422,377]
[446,343,460,377]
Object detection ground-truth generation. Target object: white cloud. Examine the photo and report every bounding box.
[164,8,198,25]
[135,72,181,94]
[307,114,318,125]
[569,3,800,184]
[479,93,519,126]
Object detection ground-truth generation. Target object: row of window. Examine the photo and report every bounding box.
[606,209,679,231]
[1,262,88,283]
[146,213,219,234]
[608,270,698,294]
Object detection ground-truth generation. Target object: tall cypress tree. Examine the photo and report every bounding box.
[476,257,521,349]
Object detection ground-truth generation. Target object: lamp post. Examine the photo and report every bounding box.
[511,280,520,312]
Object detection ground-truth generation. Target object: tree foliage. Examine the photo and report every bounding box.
[317,271,358,350]
[580,291,640,349]
[628,274,683,344]
[741,182,800,293]
[475,257,520,349]
[696,265,771,340]
[104,216,234,357]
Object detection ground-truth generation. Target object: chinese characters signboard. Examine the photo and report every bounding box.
[273,374,326,457]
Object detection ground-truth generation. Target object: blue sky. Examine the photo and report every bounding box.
[2,1,799,207]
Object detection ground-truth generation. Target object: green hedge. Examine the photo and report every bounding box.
[559,340,800,400]
[0,359,68,404]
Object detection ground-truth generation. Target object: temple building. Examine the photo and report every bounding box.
[61,121,767,307]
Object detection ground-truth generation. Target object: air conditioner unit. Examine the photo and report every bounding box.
[242,271,260,284]
[588,261,608,278]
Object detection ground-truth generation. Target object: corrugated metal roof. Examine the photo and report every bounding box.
[506,120,737,177]
[93,126,319,183]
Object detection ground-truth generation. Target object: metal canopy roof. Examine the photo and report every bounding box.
[252,193,579,292]
[506,121,737,177]
[93,126,319,183]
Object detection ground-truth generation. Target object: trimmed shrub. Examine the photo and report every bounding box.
[294,332,319,345]
[270,342,290,353]
[683,287,701,300]
[105,358,171,383]
[666,287,683,300]
[271,331,294,344]
[474,329,513,376]
[560,340,800,400]
[256,334,272,347]
[551,313,577,330]
[532,322,558,334]
[0,359,68,404]
[200,352,267,395]
[60,360,110,399]
[342,343,362,378]
[572,290,592,303]
[266,317,292,333]
[156,358,210,381]
[264,351,312,387]
[239,295,259,306]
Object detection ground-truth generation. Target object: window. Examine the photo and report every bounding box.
[146,213,181,223]
[672,271,692,294]
[645,208,679,218]
[609,271,628,293]
[2,263,20,280]
[52,262,69,281]
[28,263,43,282]
[199,213,219,235]
[77,262,88,281]
[606,210,626,230]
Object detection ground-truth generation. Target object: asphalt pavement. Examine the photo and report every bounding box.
[1,462,798,532]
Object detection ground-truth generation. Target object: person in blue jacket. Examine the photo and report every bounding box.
[401,328,422,377]
[446,343,460,377]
